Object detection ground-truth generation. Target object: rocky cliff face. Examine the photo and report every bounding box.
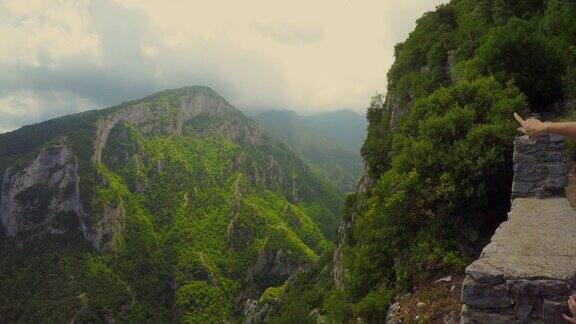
[93,88,258,163]
[0,142,126,252]
[0,145,83,242]
[243,248,306,301]
[332,161,371,289]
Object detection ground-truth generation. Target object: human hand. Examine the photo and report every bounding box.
[514,113,548,138]
[563,295,576,323]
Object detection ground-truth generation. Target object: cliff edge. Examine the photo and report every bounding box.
[461,134,574,323]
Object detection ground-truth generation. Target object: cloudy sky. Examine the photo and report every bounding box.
[0,0,446,133]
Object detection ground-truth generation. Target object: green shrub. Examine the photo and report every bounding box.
[323,288,352,321]
[348,77,527,313]
[472,18,566,107]
[259,285,285,304]
[352,287,394,322]
[176,281,232,323]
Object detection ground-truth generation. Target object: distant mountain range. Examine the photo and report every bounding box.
[253,109,367,192]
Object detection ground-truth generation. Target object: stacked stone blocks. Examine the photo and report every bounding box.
[512,134,568,199]
[462,258,572,323]
[461,134,573,323]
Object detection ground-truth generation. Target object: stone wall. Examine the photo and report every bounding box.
[461,134,575,323]
[512,134,568,199]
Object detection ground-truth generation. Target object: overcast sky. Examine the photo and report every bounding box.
[0,0,446,133]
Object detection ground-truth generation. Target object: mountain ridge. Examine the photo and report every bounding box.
[0,85,342,322]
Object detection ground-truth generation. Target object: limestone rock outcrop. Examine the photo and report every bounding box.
[0,143,125,251]
[80,200,125,252]
[241,248,306,302]
[93,88,245,163]
[243,298,280,324]
[0,144,84,242]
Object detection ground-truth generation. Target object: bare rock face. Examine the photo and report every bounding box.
[80,202,125,252]
[93,90,256,163]
[243,298,280,324]
[385,301,402,324]
[243,248,304,299]
[240,249,310,322]
[0,145,84,242]
[356,162,376,195]
[332,174,364,290]
[0,144,124,251]
[332,221,351,290]
[387,94,403,132]
[237,247,307,316]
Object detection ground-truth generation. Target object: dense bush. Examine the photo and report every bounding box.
[472,18,566,106]
[349,77,526,301]
[276,1,576,321]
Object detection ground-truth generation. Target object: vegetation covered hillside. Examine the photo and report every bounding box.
[254,110,366,192]
[0,86,342,322]
[270,0,576,322]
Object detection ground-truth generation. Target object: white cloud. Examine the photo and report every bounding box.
[0,0,102,67]
[0,0,447,132]
[0,90,96,133]
[253,22,324,45]
[142,45,159,58]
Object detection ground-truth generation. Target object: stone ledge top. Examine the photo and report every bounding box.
[471,198,576,282]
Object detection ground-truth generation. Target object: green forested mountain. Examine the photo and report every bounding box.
[270,0,576,322]
[253,110,366,192]
[0,86,342,322]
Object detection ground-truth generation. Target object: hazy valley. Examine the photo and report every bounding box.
[253,110,366,193]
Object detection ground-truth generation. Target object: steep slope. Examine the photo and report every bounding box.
[270,1,576,322]
[254,110,365,192]
[0,86,342,322]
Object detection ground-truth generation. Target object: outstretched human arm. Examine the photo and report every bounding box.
[514,113,576,138]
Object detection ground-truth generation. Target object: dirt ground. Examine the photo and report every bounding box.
[388,275,463,323]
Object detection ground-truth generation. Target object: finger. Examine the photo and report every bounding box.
[570,298,576,316]
[568,297,576,317]
[570,297,576,316]
[514,113,526,125]
[517,127,526,134]
[563,314,576,323]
